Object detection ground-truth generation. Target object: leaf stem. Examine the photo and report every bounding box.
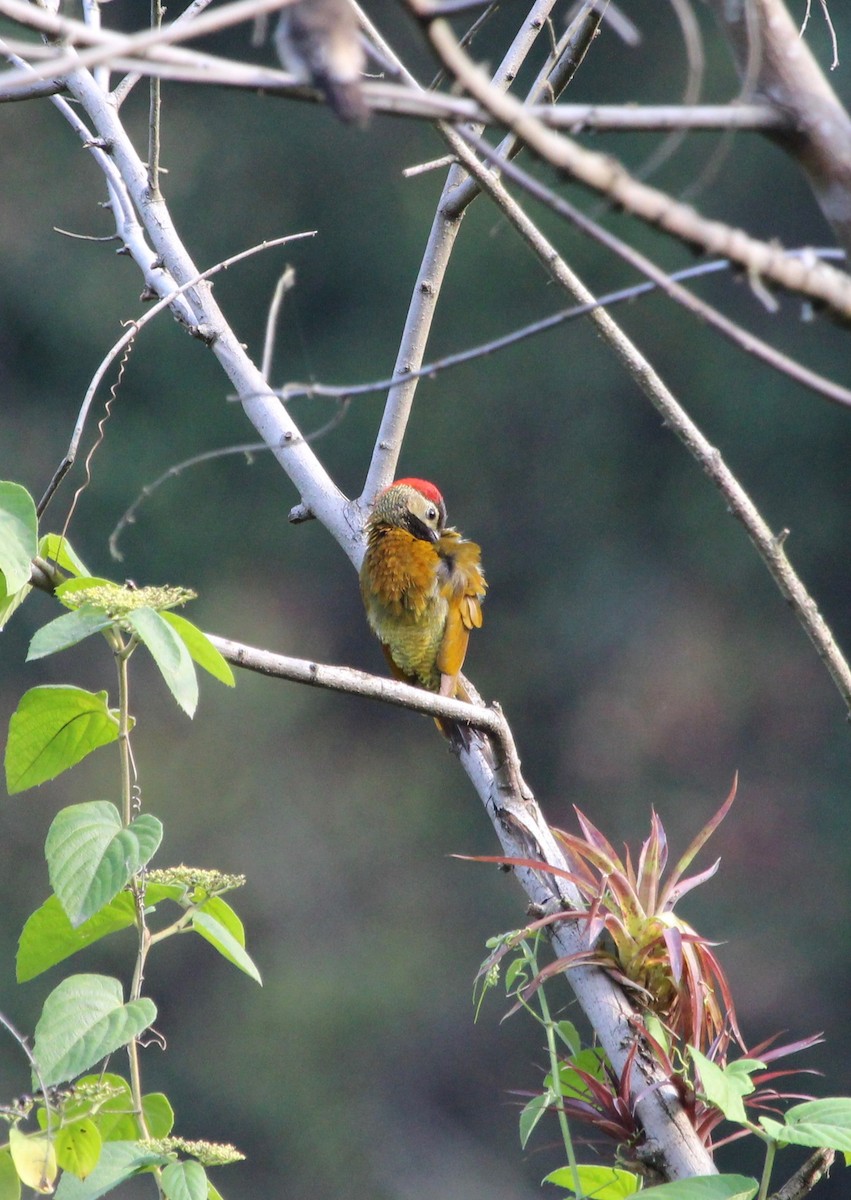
[523,938,584,1198]
[758,1138,776,1200]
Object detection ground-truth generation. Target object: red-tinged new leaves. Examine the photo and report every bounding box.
[658,775,737,912]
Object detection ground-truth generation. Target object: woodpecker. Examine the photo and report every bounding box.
[360,478,486,741]
[275,0,368,125]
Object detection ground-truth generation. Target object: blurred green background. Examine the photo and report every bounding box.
[2,1,851,1196]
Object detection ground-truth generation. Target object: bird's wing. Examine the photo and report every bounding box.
[436,532,486,686]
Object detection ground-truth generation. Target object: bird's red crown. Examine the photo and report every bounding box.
[388,477,444,506]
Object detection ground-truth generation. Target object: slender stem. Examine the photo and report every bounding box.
[758,1138,776,1200]
[113,635,153,1143]
[525,939,583,1197]
[148,0,163,200]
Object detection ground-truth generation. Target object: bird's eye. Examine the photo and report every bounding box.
[426,506,437,521]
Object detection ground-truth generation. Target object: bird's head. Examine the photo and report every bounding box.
[369,478,447,543]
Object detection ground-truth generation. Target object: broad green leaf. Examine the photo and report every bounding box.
[39,534,90,578]
[5,686,122,793]
[192,904,262,984]
[518,1091,553,1149]
[544,1164,640,1197]
[637,1176,758,1200]
[8,1128,56,1195]
[140,1093,175,1139]
[71,1075,134,1142]
[54,1141,167,1200]
[0,1150,21,1200]
[55,1120,102,1180]
[0,481,38,592]
[162,1160,208,1200]
[17,892,137,982]
[161,612,235,687]
[127,607,198,716]
[761,1098,851,1151]
[691,1047,761,1125]
[0,574,32,631]
[46,801,162,926]
[207,1184,225,1200]
[32,973,156,1087]
[27,608,115,661]
[97,1087,174,1143]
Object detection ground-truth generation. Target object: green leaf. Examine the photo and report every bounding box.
[761,1098,851,1151]
[8,1128,57,1195]
[17,892,137,982]
[0,481,38,593]
[0,572,32,631]
[207,1184,225,1200]
[636,1177,758,1199]
[55,1120,102,1180]
[0,1150,21,1200]
[162,1160,208,1200]
[691,1047,761,1125]
[141,1093,175,1139]
[518,1091,553,1150]
[39,534,90,578]
[5,686,122,793]
[161,612,235,687]
[192,901,262,984]
[32,973,157,1087]
[54,1141,168,1200]
[127,607,198,716]
[73,1075,135,1142]
[553,1020,582,1055]
[27,608,115,661]
[95,1084,174,1142]
[544,1164,640,1197]
[46,801,162,926]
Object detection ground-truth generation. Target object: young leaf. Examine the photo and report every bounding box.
[761,1098,851,1151]
[191,904,262,984]
[690,1047,761,1125]
[0,481,38,593]
[39,534,91,578]
[55,1120,102,1180]
[635,1177,758,1199]
[0,573,32,631]
[53,1141,168,1200]
[32,974,157,1087]
[161,612,235,686]
[5,686,122,793]
[544,1164,640,1197]
[17,892,138,982]
[8,1128,57,1196]
[126,607,198,716]
[46,801,162,927]
[27,608,115,661]
[161,1160,208,1200]
[519,1091,553,1149]
[0,1149,21,1200]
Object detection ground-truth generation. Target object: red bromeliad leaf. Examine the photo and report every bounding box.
[659,775,737,910]
[636,811,668,913]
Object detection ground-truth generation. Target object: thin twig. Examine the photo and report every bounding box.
[427,93,851,716]
[38,233,315,518]
[420,11,851,322]
[264,251,851,412]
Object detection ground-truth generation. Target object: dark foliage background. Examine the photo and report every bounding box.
[2,2,851,1196]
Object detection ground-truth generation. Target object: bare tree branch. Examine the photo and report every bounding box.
[707,0,851,252]
[417,8,851,321]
